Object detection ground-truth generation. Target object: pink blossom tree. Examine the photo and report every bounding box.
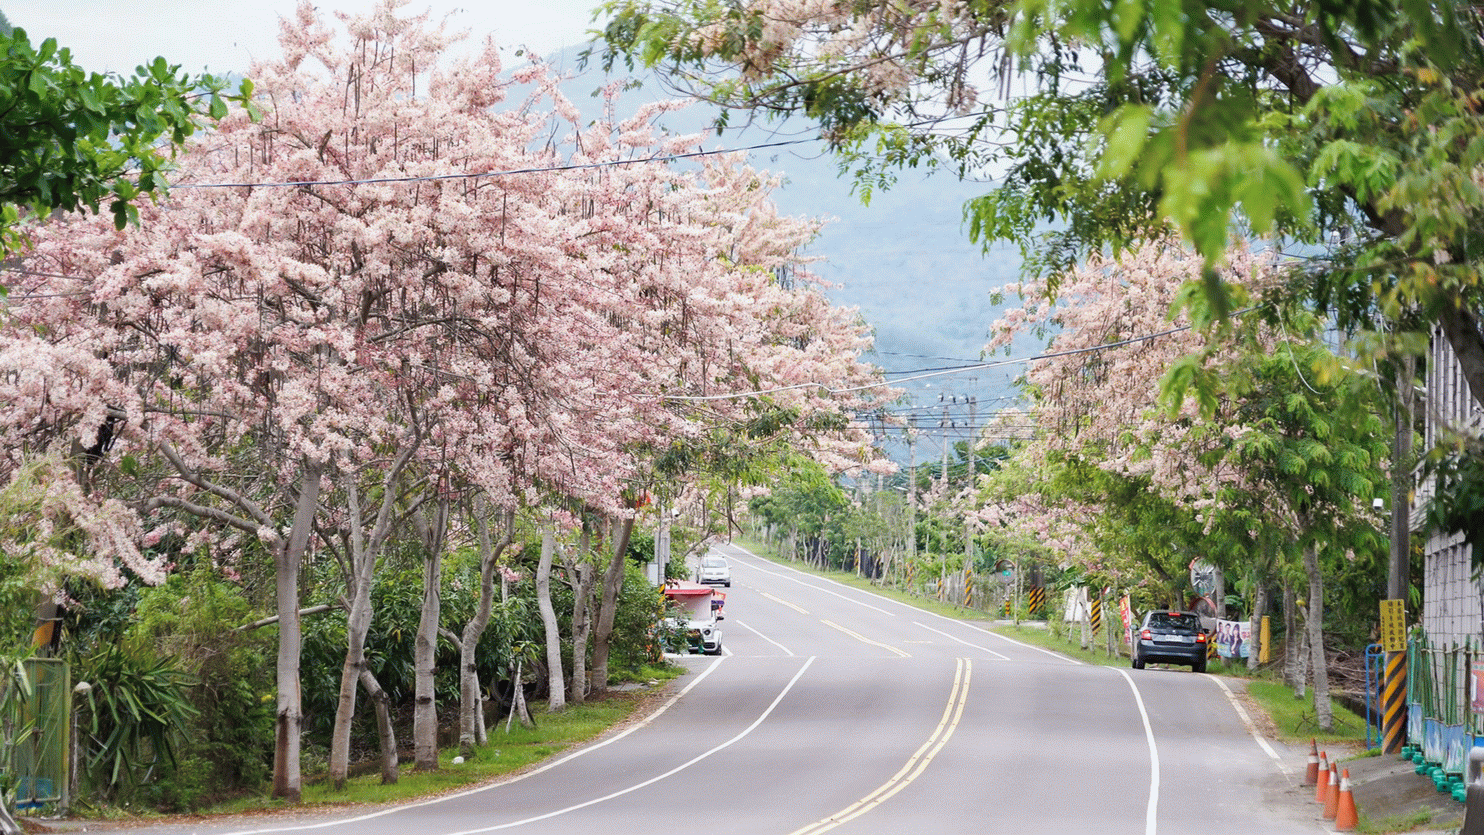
[2,0,893,798]
[988,238,1388,718]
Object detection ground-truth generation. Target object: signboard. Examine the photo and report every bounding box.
[1379,598,1406,652]
[1214,619,1251,658]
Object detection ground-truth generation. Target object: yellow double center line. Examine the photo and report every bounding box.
[789,658,973,835]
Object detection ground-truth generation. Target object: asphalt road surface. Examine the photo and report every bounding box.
[102,542,1324,835]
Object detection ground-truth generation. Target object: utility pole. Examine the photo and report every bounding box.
[907,416,917,573]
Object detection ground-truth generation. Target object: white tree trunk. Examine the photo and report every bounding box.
[413,543,443,769]
[330,438,418,788]
[271,461,322,802]
[536,529,566,712]
[565,524,596,706]
[458,504,513,755]
[357,667,398,784]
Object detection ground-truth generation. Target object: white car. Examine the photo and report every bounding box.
[697,555,731,586]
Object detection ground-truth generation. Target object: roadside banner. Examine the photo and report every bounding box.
[1214,619,1251,658]
[1119,594,1133,646]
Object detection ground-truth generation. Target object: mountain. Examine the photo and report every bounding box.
[548,51,1031,456]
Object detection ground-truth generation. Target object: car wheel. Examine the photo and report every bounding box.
[1131,652,1144,670]
[1192,659,1206,674]
[725,581,731,587]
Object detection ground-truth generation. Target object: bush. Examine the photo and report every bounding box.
[80,565,277,810]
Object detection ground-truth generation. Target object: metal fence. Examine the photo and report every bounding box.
[1408,632,1480,779]
[4,657,71,814]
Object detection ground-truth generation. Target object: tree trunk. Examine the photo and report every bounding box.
[330,481,370,791]
[271,460,322,802]
[1248,574,1267,672]
[0,790,19,835]
[589,514,635,696]
[507,658,535,730]
[358,667,399,784]
[1283,580,1303,691]
[536,529,566,712]
[329,437,419,789]
[565,523,596,706]
[1304,541,1333,732]
[413,543,443,770]
[459,504,513,756]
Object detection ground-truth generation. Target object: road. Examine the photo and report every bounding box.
[103,542,1324,835]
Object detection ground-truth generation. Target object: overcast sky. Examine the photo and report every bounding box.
[2,1,604,75]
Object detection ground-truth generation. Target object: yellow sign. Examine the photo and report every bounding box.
[1379,599,1407,652]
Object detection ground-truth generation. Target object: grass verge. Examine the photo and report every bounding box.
[182,669,683,819]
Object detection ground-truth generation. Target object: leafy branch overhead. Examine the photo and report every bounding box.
[593,0,1484,409]
[0,27,255,259]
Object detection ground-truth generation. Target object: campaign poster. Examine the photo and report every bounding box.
[1215,619,1251,659]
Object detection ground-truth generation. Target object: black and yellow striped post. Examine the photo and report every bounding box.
[1027,585,1045,618]
[1090,598,1102,637]
[1382,651,1408,754]
[1379,599,1408,754]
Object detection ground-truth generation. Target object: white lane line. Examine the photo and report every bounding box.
[762,591,809,614]
[1208,675,1289,776]
[913,621,1010,660]
[215,657,733,835]
[821,619,911,658]
[733,618,795,656]
[1115,668,1161,835]
[720,547,895,616]
[721,543,1078,664]
[789,658,972,835]
[446,657,818,834]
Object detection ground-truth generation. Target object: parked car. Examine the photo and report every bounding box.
[697,555,732,587]
[1131,610,1208,673]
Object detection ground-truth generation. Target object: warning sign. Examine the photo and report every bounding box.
[1379,599,1406,652]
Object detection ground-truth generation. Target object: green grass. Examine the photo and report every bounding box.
[1244,679,1368,746]
[1357,808,1443,834]
[196,675,681,817]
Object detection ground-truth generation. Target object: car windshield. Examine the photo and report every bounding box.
[702,558,726,567]
[1147,612,1200,631]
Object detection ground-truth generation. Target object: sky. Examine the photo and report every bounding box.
[2,0,605,75]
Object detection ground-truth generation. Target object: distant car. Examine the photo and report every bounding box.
[1131,610,1208,673]
[697,555,731,587]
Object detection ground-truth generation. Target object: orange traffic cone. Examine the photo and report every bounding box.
[1304,738,1319,785]
[1334,768,1358,831]
[1323,761,1340,820]
[1315,752,1330,803]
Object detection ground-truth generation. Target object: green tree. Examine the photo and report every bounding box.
[0,26,253,263]
[593,0,1484,411]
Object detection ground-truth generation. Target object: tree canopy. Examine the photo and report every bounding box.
[592,0,1484,411]
[0,25,253,263]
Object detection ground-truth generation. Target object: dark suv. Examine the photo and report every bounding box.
[1131,611,1209,673]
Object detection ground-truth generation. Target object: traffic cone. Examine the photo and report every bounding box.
[1316,752,1330,803]
[1323,761,1340,820]
[1334,768,1358,831]
[1304,738,1319,785]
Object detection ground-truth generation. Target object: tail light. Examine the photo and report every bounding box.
[1140,629,1152,640]
[1196,632,1207,643]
